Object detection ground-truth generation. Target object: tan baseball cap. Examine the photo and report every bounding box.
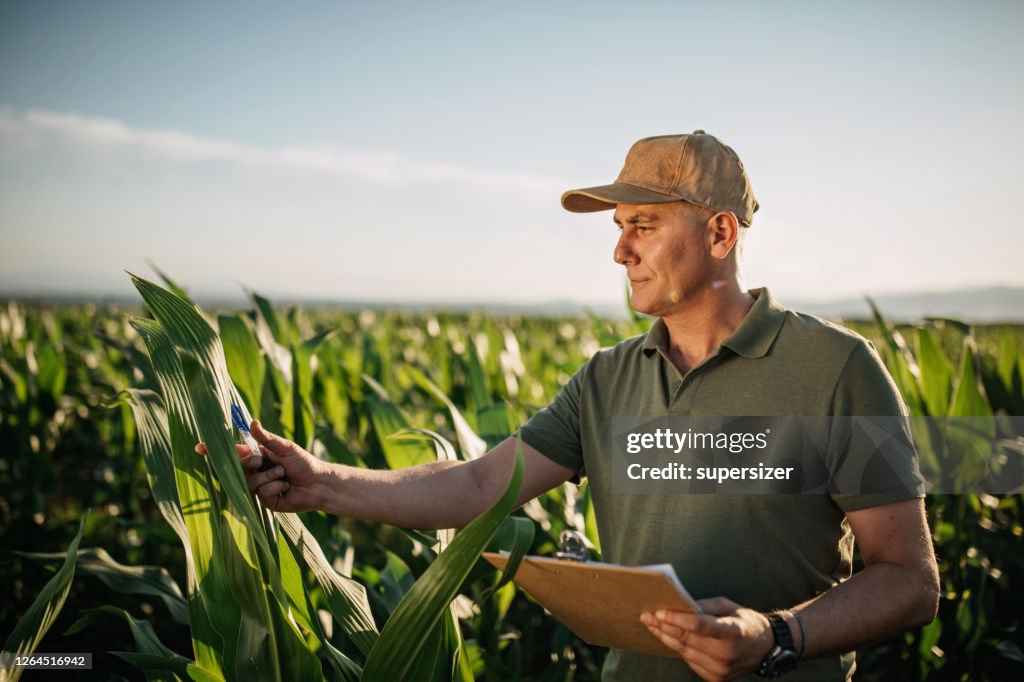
[560,130,759,226]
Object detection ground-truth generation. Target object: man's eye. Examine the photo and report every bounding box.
[638,225,655,232]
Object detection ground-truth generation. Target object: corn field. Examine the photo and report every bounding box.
[1,273,1022,681]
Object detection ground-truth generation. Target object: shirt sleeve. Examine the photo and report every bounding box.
[517,362,587,475]
[827,339,926,512]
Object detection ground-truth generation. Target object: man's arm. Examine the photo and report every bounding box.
[213,421,576,529]
[787,498,940,656]
[642,498,940,681]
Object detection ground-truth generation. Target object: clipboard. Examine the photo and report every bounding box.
[483,546,701,657]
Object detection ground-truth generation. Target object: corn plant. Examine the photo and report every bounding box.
[102,275,525,680]
[0,515,87,682]
[4,283,1020,681]
[856,303,1024,681]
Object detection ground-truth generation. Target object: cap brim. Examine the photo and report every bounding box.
[561,183,682,212]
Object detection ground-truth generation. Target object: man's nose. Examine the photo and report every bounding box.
[614,233,635,265]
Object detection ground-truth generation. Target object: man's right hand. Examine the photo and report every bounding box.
[195,420,330,513]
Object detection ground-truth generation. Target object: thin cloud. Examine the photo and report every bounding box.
[0,107,568,194]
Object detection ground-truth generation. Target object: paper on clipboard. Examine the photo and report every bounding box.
[483,551,702,657]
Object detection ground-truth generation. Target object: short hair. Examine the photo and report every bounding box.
[683,202,746,253]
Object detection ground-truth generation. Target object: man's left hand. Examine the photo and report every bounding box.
[641,597,774,682]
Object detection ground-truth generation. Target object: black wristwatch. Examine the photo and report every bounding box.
[756,612,799,678]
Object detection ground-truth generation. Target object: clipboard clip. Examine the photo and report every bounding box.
[555,529,588,562]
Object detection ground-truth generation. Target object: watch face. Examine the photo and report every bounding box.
[759,648,799,678]
[769,650,798,674]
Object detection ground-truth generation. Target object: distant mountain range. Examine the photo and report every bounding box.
[1,278,1021,323]
[779,286,1024,323]
[488,287,1024,322]
[449,287,1023,322]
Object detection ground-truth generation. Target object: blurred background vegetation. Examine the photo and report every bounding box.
[1,285,1021,680]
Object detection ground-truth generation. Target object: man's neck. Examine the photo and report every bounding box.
[660,284,756,375]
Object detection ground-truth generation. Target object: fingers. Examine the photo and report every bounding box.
[646,614,687,641]
[641,612,735,681]
[656,609,701,631]
[255,478,290,499]
[194,439,284,496]
[240,447,272,473]
[671,642,728,682]
[642,612,684,654]
[255,480,291,509]
[250,420,291,455]
[656,610,738,639]
[243,464,287,494]
[194,442,272,465]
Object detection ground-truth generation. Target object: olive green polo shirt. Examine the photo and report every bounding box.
[518,288,922,682]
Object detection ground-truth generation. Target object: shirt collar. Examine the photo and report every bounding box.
[641,287,786,359]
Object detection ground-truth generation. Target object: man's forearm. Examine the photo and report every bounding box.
[642,498,940,679]
[318,458,495,529]
[789,558,939,658]
[787,499,941,659]
[246,433,572,529]
[642,556,939,682]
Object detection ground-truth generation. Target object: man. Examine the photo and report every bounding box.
[227,131,939,681]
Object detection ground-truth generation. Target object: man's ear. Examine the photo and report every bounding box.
[707,211,740,259]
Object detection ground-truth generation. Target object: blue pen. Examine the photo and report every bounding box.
[231,404,272,472]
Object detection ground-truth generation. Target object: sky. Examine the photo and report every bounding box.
[1,1,1022,307]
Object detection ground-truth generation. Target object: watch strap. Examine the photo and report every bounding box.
[757,612,799,678]
[767,612,795,651]
[785,609,806,659]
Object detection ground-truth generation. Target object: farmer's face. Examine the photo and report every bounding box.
[613,202,715,317]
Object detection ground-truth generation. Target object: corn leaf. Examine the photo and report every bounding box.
[0,513,87,682]
[246,292,293,432]
[580,483,601,554]
[361,443,524,681]
[407,367,486,460]
[396,427,460,465]
[132,317,233,676]
[34,344,66,400]
[463,334,491,419]
[867,298,923,413]
[131,277,322,680]
[448,606,475,682]
[219,314,264,418]
[179,352,320,681]
[947,341,996,490]
[490,517,536,591]
[67,606,188,682]
[997,329,1021,397]
[119,388,190,550]
[110,653,191,680]
[362,374,435,469]
[950,341,993,418]
[277,512,378,658]
[291,348,313,449]
[148,261,194,303]
[19,547,188,626]
[292,330,337,451]
[476,403,515,449]
[917,327,953,417]
[272,529,363,682]
[249,291,295,348]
